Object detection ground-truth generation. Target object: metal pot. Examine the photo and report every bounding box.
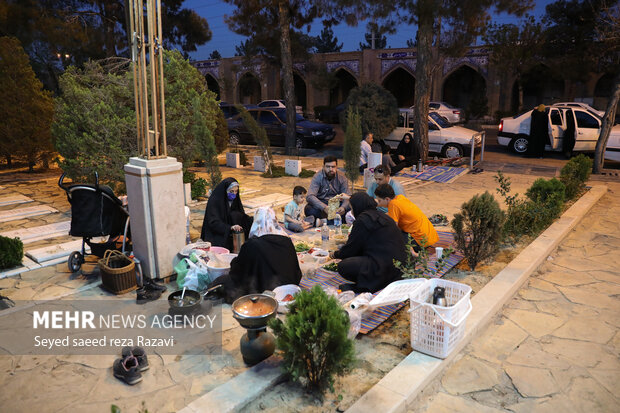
[231,294,278,329]
[167,284,223,314]
[232,230,245,254]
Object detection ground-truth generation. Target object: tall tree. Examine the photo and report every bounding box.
[0,0,211,92]
[483,15,544,111]
[224,0,320,154]
[209,50,222,59]
[0,37,54,171]
[314,22,343,53]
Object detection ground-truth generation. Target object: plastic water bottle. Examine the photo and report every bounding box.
[321,221,330,243]
[334,214,342,233]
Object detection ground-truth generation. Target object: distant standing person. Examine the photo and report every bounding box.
[563,109,576,158]
[528,104,548,158]
[374,184,438,251]
[305,156,351,222]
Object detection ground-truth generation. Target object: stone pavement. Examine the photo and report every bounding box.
[411,183,620,413]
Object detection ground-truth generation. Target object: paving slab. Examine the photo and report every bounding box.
[0,221,70,244]
[551,317,616,344]
[440,356,499,395]
[0,194,33,207]
[505,365,559,397]
[504,309,564,338]
[0,204,58,222]
[25,240,88,263]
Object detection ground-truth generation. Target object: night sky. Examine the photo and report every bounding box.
[184,0,555,61]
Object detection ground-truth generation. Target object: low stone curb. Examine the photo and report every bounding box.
[346,184,608,413]
[177,355,284,413]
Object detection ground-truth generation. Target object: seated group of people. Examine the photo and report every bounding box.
[360,132,420,176]
[200,156,438,304]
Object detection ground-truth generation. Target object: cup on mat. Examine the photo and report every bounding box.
[436,247,444,260]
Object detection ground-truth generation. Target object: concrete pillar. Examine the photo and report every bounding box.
[124,157,186,280]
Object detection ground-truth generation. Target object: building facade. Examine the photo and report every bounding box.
[193,47,613,118]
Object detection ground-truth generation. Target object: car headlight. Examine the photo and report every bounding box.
[312,131,323,136]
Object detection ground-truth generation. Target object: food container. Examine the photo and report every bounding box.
[206,253,237,280]
[310,248,329,263]
[231,294,278,329]
[209,246,230,254]
[273,284,302,313]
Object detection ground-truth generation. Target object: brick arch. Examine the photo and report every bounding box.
[381,65,416,107]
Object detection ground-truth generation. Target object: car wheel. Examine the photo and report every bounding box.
[441,143,463,158]
[296,135,304,149]
[229,132,240,146]
[511,136,529,154]
[68,251,83,273]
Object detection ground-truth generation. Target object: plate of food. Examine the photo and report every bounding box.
[273,284,302,313]
[294,242,312,253]
[322,261,339,272]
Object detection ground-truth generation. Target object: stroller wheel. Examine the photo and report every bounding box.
[68,251,83,272]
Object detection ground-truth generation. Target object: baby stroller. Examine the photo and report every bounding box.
[58,172,131,272]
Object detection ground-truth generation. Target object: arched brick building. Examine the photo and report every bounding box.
[192,47,611,117]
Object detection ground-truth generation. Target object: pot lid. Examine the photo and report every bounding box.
[232,294,278,318]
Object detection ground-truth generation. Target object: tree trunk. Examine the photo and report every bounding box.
[593,74,620,174]
[278,0,297,156]
[413,0,434,161]
[5,154,11,168]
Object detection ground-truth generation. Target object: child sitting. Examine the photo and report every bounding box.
[284,186,313,232]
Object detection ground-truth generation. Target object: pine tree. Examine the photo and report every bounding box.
[314,23,343,53]
[0,37,54,171]
[209,50,222,59]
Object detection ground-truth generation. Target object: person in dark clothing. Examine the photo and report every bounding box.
[563,109,576,158]
[213,207,302,303]
[528,104,549,158]
[330,192,407,293]
[200,177,252,251]
[391,134,419,174]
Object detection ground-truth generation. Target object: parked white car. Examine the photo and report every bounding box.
[385,109,483,158]
[257,99,303,115]
[552,102,604,118]
[497,106,620,155]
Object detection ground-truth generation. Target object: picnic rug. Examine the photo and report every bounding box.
[395,165,469,184]
[299,230,464,334]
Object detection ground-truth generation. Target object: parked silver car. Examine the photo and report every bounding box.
[429,101,464,124]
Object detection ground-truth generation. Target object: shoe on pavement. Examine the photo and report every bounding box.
[113,355,142,385]
[144,279,167,292]
[121,346,149,372]
[136,287,162,304]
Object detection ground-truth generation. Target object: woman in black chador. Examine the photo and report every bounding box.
[213,207,302,303]
[528,104,549,158]
[331,192,407,293]
[391,134,419,174]
[200,177,252,251]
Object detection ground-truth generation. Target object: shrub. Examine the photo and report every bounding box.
[560,154,592,200]
[237,105,272,175]
[191,178,207,199]
[183,171,196,184]
[452,191,505,271]
[213,109,229,153]
[268,285,355,392]
[0,236,23,269]
[526,178,565,217]
[496,172,568,240]
[341,82,399,139]
[298,168,315,178]
[394,234,453,279]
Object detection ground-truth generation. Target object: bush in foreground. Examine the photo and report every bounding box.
[0,236,23,269]
[269,285,355,392]
[452,191,504,271]
[560,154,592,200]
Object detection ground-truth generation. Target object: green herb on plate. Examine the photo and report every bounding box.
[323,262,339,272]
[295,242,311,252]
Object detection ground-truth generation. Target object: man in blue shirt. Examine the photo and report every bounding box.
[366,164,404,213]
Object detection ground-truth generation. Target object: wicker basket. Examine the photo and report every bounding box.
[99,250,137,294]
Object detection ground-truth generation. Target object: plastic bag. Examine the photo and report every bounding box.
[175,257,211,290]
[345,308,361,339]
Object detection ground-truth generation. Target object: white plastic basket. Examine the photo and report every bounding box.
[409,278,472,359]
